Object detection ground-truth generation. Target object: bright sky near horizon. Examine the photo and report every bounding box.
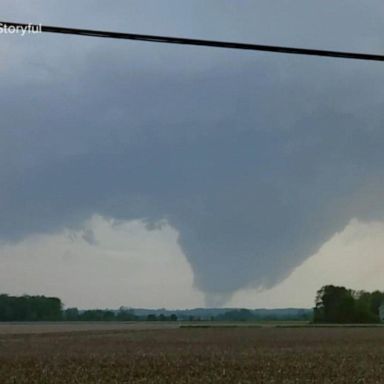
[1,216,384,309]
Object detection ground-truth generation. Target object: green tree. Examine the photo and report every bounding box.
[314,285,355,323]
[314,285,383,323]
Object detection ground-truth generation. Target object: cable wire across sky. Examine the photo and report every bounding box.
[1,21,384,62]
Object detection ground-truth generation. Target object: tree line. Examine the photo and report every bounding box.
[64,308,178,322]
[4,288,381,324]
[0,294,180,322]
[0,294,313,322]
[314,285,384,323]
[0,294,62,321]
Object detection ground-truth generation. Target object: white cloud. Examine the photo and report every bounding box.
[0,215,204,309]
[228,219,384,308]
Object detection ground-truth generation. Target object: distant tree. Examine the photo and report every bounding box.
[314,285,382,323]
[64,307,80,321]
[79,309,116,321]
[215,309,255,322]
[116,307,136,321]
[369,290,384,317]
[0,294,62,321]
[102,310,116,321]
[314,285,354,323]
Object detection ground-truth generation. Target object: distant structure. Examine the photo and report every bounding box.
[379,304,384,322]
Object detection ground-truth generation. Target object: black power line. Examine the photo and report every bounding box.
[1,20,384,62]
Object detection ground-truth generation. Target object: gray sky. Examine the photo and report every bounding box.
[1,1,384,307]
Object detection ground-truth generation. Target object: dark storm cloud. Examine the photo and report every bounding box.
[1,1,384,304]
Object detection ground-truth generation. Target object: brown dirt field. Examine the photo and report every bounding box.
[0,327,384,383]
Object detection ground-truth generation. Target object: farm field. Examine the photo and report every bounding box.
[0,321,179,335]
[0,321,309,335]
[1,327,384,383]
